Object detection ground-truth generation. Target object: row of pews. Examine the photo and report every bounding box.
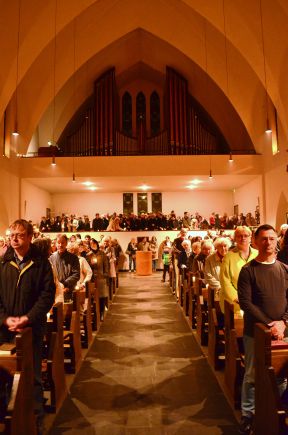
[171,269,288,435]
[0,276,118,434]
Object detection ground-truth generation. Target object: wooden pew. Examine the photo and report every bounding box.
[87,281,101,331]
[207,288,225,370]
[187,273,196,329]
[254,323,288,435]
[78,287,93,348]
[62,294,82,373]
[224,300,244,409]
[43,302,67,412]
[0,328,36,435]
[196,283,209,346]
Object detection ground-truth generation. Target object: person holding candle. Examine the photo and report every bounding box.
[86,239,109,321]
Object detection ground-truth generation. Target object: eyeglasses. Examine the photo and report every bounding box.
[10,232,26,239]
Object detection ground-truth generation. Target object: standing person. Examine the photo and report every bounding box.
[238,224,288,434]
[126,238,137,272]
[67,244,92,290]
[161,245,172,283]
[172,228,188,297]
[86,239,109,321]
[219,226,257,313]
[49,234,80,302]
[192,240,214,280]
[204,237,231,289]
[149,236,158,272]
[277,228,288,265]
[0,219,56,432]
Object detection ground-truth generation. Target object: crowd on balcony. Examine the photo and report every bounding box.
[36,210,260,233]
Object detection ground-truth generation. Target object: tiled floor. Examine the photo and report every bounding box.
[49,273,238,434]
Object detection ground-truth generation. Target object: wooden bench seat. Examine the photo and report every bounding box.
[254,323,288,435]
[224,300,244,409]
[0,328,36,435]
[63,297,82,373]
[43,302,67,412]
[207,288,225,370]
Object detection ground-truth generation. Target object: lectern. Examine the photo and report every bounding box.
[136,251,152,276]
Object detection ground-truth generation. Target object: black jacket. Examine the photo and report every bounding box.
[0,244,56,336]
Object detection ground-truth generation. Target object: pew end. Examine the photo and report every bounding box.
[254,323,288,435]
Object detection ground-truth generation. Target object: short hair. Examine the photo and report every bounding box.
[254,224,276,238]
[56,233,68,242]
[192,241,201,252]
[67,243,79,256]
[214,237,232,249]
[181,239,191,248]
[33,237,51,258]
[10,219,33,236]
[234,226,252,238]
[201,240,214,250]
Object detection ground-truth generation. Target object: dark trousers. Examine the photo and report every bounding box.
[162,264,170,281]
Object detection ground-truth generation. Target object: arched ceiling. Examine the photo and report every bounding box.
[1,0,288,156]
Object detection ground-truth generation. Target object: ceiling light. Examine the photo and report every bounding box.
[139,184,150,191]
[82,181,94,186]
[51,155,56,166]
[190,179,203,185]
[88,186,98,191]
[12,130,19,137]
[72,173,76,183]
[186,185,197,189]
[209,169,213,180]
[229,152,234,162]
[265,118,272,134]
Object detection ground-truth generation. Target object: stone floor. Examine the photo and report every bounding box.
[49,273,238,434]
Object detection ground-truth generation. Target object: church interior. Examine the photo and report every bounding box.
[0,1,288,434]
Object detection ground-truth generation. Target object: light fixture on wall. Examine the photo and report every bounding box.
[51,155,56,166]
[72,156,76,182]
[229,151,233,162]
[209,156,213,180]
[12,0,21,136]
[259,0,272,134]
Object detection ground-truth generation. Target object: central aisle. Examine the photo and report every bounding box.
[50,273,238,434]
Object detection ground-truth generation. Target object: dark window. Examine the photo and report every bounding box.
[151,193,162,213]
[122,92,132,136]
[150,91,160,135]
[123,193,133,214]
[136,92,146,133]
[137,193,148,214]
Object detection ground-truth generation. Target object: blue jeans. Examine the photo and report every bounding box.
[129,256,136,271]
[242,335,287,417]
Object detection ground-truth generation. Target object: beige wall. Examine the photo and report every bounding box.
[21,179,52,224]
[162,191,233,218]
[233,176,263,221]
[50,190,233,221]
[264,165,288,230]
[0,158,20,233]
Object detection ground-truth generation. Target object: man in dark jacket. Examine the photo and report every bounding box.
[0,219,56,430]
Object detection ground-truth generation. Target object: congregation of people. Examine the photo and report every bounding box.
[0,218,287,435]
[36,209,260,233]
